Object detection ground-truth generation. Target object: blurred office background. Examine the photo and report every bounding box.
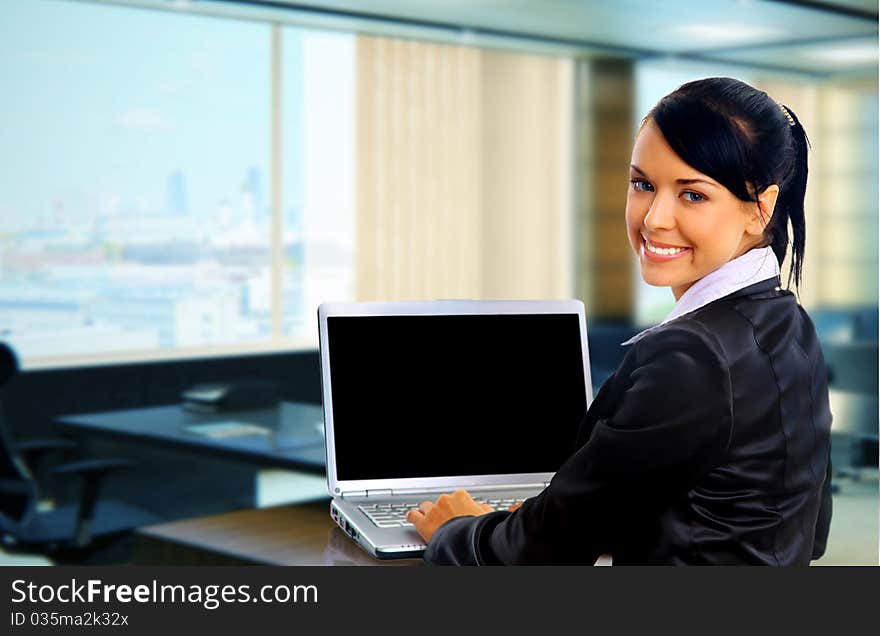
[0,0,876,565]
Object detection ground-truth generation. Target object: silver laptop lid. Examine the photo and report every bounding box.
[318,300,593,497]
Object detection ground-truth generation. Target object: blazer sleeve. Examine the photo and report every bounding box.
[424,325,734,565]
[811,447,833,560]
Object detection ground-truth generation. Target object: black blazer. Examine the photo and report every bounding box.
[425,277,833,565]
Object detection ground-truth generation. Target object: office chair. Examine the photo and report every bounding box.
[0,343,159,564]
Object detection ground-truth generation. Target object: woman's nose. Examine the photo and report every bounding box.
[644,196,676,230]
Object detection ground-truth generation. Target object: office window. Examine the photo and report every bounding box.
[284,29,355,337]
[0,0,355,365]
[1,1,572,367]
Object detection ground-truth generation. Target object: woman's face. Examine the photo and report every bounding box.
[625,119,765,300]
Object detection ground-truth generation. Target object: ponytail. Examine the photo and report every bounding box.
[769,104,810,291]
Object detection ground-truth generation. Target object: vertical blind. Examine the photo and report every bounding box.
[355,35,574,301]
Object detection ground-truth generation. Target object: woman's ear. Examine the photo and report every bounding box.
[747,184,779,236]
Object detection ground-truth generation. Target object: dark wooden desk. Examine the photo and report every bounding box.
[57,401,326,472]
[134,499,422,566]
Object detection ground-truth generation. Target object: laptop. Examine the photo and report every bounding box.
[318,300,593,559]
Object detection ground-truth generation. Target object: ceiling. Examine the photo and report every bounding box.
[233,0,879,76]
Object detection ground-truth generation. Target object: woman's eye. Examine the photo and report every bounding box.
[683,191,705,202]
[629,178,653,192]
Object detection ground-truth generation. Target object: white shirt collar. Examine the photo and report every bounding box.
[622,246,780,346]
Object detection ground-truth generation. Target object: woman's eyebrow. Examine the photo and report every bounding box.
[630,165,719,188]
[676,178,720,188]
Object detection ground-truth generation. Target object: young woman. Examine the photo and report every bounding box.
[406,77,833,565]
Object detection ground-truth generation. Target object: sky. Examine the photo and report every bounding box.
[0,0,277,221]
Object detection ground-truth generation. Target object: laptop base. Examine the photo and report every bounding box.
[330,487,539,560]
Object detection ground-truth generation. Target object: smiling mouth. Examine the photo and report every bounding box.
[642,236,691,259]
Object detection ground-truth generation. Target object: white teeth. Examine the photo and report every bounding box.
[645,240,687,256]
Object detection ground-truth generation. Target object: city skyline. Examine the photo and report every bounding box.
[1,0,356,363]
[1,0,273,225]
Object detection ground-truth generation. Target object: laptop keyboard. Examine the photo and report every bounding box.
[358,496,526,528]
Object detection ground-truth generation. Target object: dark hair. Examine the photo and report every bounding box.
[645,77,810,289]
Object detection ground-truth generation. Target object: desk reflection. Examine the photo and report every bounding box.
[135,499,423,566]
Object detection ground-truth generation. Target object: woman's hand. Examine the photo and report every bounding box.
[405,489,494,542]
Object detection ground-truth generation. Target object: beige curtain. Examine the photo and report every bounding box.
[355,36,573,301]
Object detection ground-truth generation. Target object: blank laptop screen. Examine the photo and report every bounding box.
[326,313,588,481]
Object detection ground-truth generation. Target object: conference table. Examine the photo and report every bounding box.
[56,401,327,472]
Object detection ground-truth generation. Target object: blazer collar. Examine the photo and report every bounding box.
[622,246,781,346]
